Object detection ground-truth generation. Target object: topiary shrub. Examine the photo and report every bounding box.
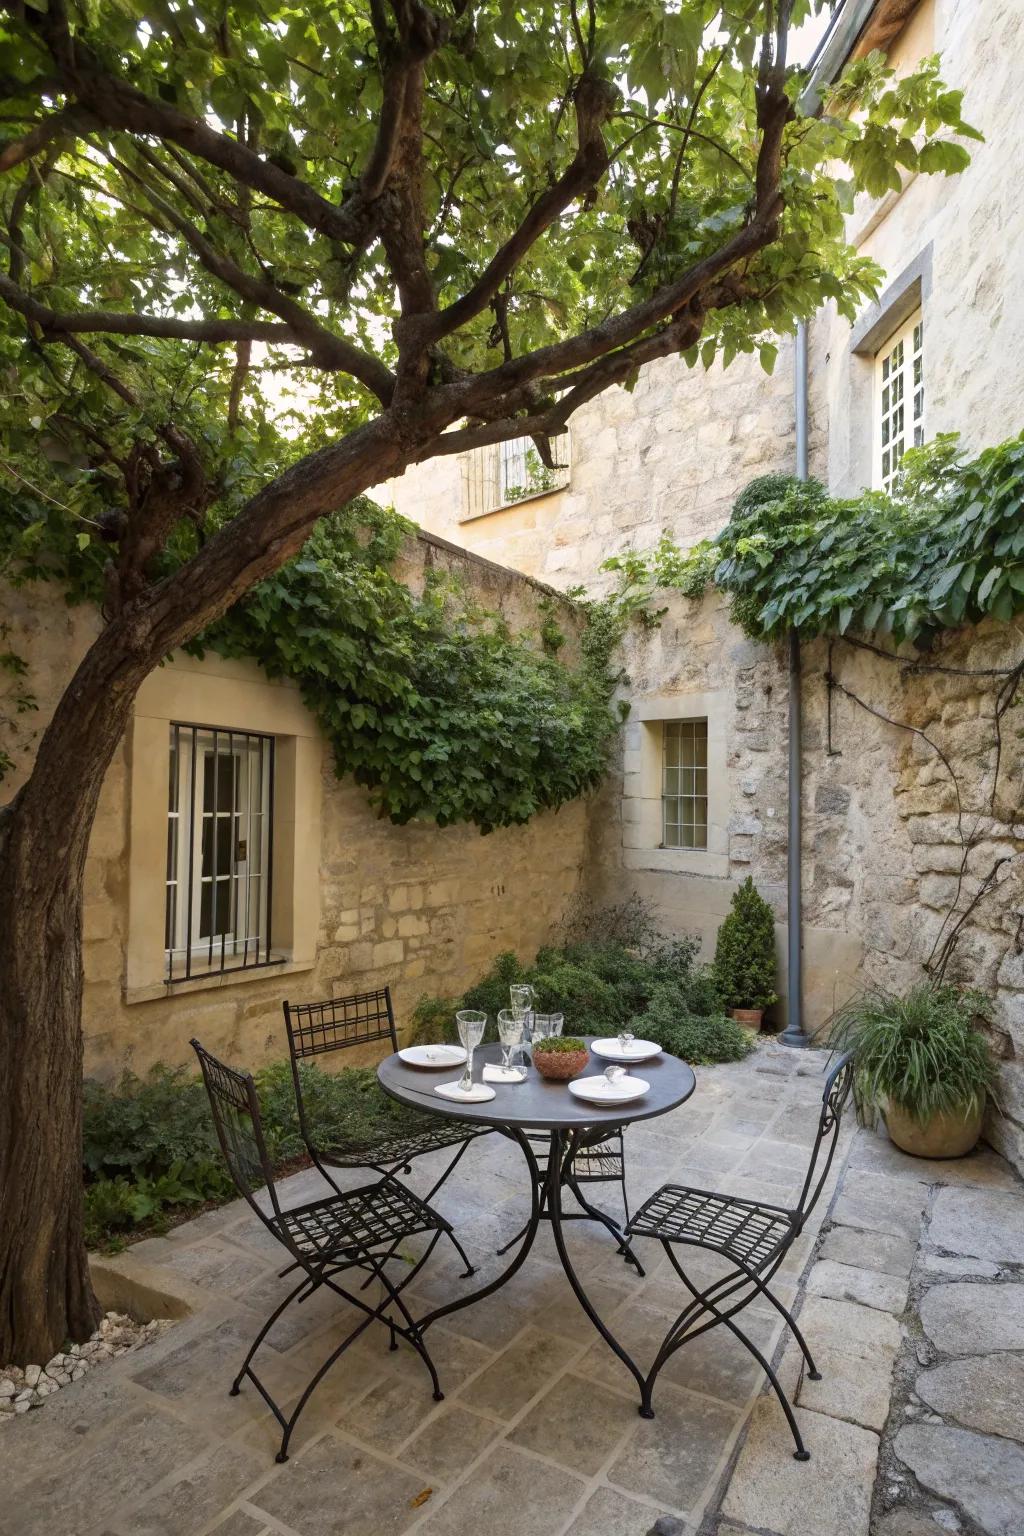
[713,877,778,1013]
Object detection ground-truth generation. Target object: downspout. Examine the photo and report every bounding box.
[782,321,812,1048]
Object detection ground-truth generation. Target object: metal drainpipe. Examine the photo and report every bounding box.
[782,321,812,1048]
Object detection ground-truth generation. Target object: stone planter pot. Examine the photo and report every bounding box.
[730,1008,763,1032]
[884,1100,984,1159]
[532,1047,590,1081]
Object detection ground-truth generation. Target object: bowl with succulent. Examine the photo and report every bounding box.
[531,1036,590,1081]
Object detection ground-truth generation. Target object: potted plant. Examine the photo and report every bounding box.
[831,983,998,1158]
[712,877,778,1030]
[532,1036,590,1080]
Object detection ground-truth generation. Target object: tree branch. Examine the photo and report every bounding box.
[0,275,299,344]
[430,70,618,341]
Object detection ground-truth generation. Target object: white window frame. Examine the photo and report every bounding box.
[165,723,274,981]
[661,718,709,850]
[461,431,570,519]
[874,309,924,492]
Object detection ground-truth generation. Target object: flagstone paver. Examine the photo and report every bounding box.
[6,1042,1024,1536]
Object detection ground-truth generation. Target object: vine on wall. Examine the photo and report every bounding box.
[602,431,1024,989]
[0,497,626,832]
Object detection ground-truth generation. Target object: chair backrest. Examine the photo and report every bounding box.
[793,1050,856,1229]
[191,1038,284,1225]
[284,987,398,1061]
[282,988,398,1151]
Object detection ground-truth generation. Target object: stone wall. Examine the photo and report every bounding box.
[0,531,589,1078]
[586,595,1024,1166]
[379,341,805,592]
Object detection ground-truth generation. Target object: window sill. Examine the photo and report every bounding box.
[459,483,569,524]
[125,955,315,1005]
[623,847,730,879]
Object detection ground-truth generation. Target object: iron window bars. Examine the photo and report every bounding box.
[662,718,708,850]
[283,987,489,1277]
[166,723,280,983]
[625,1051,856,1460]
[462,430,570,517]
[191,1038,448,1463]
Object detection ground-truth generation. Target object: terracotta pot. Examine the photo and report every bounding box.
[532,1047,590,1081]
[730,1008,764,1032]
[884,1100,984,1159]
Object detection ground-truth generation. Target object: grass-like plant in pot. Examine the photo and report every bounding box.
[532,1037,590,1081]
[830,983,998,1159]
[712,877,778,1030]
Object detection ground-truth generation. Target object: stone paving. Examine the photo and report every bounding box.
[1,1044,1022,1536]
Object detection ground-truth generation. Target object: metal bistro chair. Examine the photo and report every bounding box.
[626,1051,855,1461]
[283,988,487,1278]
[497,1125,642,1274]
[192,1039,447,1464]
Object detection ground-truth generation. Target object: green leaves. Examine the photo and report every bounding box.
[600,432,1024,647]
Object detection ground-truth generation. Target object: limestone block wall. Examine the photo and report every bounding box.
[588,592,1024,1167]
[379,341,806,591]
[0,532,589,1078]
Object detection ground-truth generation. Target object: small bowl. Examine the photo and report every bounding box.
[532,1043,590,1081]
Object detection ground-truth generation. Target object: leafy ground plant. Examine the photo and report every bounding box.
[829,982,998,1123]
[410,907,754,1066]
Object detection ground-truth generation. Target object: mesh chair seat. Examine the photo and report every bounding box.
[273,1180,448,1261]
[628,1184,794,1271]
[319,1115,488,1170]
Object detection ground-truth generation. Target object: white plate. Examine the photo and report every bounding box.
[591,1037,662,1064]
[434,1079,496,1103]
[567,1075,650,1106]
[399,1044,467,1069]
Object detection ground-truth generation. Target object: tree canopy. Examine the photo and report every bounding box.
[0,0,977,603]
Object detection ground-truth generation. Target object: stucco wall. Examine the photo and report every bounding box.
[0,532,589,1078]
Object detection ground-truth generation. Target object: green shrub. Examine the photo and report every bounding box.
[712,877,778,1012]
[407,902,745,1066]
[830,983,997,1123]
[255,1060,428,1157]
[626,983,754,1064]
[82,1064,224,1180]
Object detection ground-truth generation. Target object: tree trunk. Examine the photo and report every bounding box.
[0,424,420,1365]
[0,620,158,1364]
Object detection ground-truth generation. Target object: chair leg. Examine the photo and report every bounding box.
[653,1244,810,1461]
[230,1274,315,1394]
[747,1269,821,1380]
[565,1174,645,1276]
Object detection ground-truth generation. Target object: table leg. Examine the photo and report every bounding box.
[414,1126,543,1334]
[546,1129,651,1412]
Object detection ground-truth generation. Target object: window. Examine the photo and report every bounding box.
[875,311,924,491]
[165,723,277,982]
[462,431,570,518]
[661,719,708,850]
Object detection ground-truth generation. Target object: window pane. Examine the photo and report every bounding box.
[167,725,274,978]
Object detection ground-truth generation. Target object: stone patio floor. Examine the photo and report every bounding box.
[2,1042,1023,1536]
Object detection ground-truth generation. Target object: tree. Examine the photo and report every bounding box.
[0,0,976,1362]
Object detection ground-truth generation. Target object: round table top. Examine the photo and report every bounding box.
[377,1039,697,1133]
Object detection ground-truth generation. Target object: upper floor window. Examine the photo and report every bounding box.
[461,431,570,518]
[166,723,276,982]
[875,311,924,492]
[662,718,708,850]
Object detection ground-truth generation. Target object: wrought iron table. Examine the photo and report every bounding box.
[377,1039,696,1412]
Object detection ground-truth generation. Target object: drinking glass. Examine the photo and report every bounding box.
[531,1012,564,1038]
[497,1009,524,1074]
[509,984,535,1021]
[455,1010,487,1093]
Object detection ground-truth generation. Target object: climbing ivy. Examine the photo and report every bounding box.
[0,497,626,831]
[603,432,1024,645]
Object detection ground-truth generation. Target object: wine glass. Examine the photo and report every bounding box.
[509,984,535,1021]
[455,1010,487,1093]
[531,1012,563,1038]
[497,1009,524,1075]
